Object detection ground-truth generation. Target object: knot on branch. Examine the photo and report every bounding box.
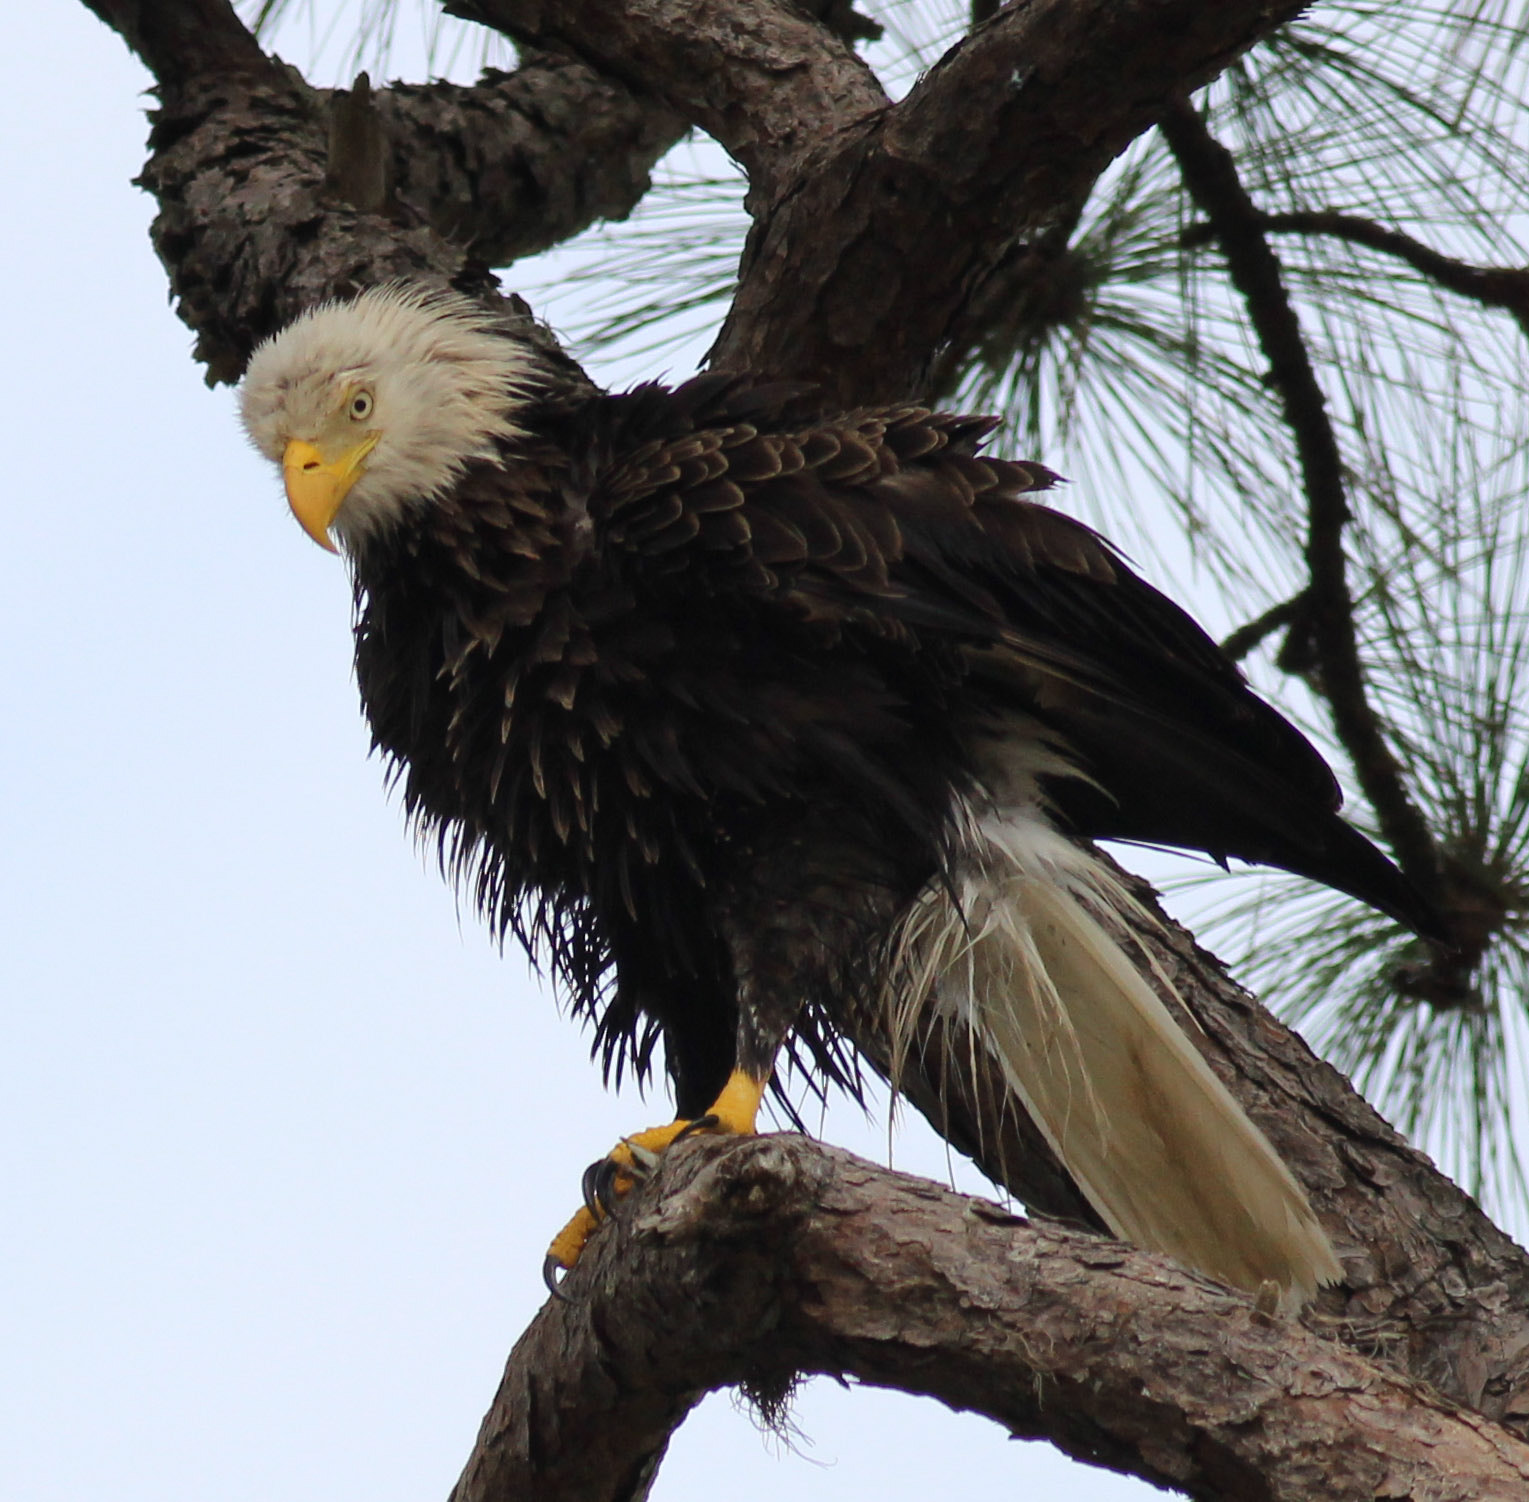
[324,72,395,216]
[1391,854,1527,1010]
[636,1134,825,1245]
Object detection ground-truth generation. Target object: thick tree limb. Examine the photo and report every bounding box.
[710,0,1316,401]
[439,0,1324,404]
[105,13,680,381]
[135,63,500,384]
[79,0,265,79]
[375,57,683,266]
[448,0,888,195]
[453,1134,1529,1502]
[91,0,1324,404]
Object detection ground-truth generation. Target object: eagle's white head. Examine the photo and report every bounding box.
[239,284,545,553]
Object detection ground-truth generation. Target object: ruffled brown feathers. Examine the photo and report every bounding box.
[343,365,1434,1116]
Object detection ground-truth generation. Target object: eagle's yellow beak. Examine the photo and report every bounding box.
[282,436,377,552]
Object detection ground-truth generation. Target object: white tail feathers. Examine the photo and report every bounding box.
[889,805,1342,1310]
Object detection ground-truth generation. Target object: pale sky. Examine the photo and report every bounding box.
[0,6,1311,1499]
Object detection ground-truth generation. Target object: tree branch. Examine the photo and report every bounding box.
[375,56,684,266]
[134,58,500,384]
[437,0,1323,404]
[1158,99,1445,901]
[1220,593,1307,662]
[447,0,889,197]
[452,1134,1529,1502]
[79,0,266,81]
[1185,210,1529,337]
[95,5,670,383]
[710,0,1315,401]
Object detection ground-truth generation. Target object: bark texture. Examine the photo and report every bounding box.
[454,1134,1529,1502]
[451,0,889,192]
[78,0,1529,1497]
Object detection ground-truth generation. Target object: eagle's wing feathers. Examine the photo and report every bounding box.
[589,395,1430,930]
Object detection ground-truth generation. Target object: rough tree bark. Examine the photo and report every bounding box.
[76,0,1529,1497]
[455,1136,1529,1502]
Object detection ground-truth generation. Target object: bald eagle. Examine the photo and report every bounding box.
[241,284,1433,1307]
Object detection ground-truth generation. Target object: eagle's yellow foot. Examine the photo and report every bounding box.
[542,1070,766,1294]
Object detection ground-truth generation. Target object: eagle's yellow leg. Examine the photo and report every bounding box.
[544,1069,766,1284]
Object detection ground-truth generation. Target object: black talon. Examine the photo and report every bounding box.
[594,1157,629,1217]
[563,1118,724,1286]
[543,1255,573,1302]
[672,1113,719,1144]
[581,1159,608,1220]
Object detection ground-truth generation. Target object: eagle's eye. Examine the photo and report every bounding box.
[348,390,374,421]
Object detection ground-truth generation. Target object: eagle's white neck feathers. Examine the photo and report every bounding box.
[239,285,546,549]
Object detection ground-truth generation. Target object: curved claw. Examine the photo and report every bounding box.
[671,1112,719,1145]
[543,1071,768,1290]
[592,1156,630,1218]
[543,1254,573,1301]
[581,1159,606,1219]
